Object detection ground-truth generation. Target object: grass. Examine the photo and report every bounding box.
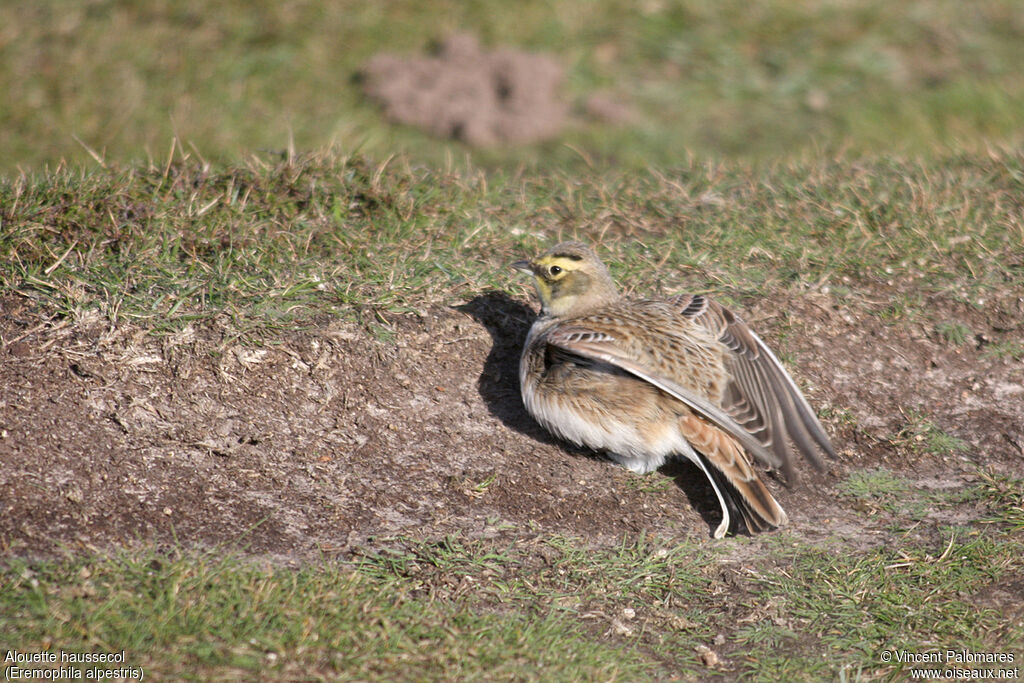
[837,467,973,524]
[936,321,973,347]
[838,468,914,509]
[741,530,1024,681]
[982,340,1024,361]
[2,517,1021,680]
[891,411,970,458]
[3,150,1023,339]
[837,466,1024,544]
[0,544,656,680]
[2,0,1023,172]
[978,471,1024,531]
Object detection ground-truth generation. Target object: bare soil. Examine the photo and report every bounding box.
[1,287,1022,563]
[360,34,568,147]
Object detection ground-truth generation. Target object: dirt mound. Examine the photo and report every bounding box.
[361,34,568,146]
[2,287,1021,562]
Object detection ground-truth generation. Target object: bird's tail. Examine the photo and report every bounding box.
[678,413,788,537]
[701,452,788,535]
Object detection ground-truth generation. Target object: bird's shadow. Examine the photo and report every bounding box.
[457,291,738,538]
[455,292,561,446]
[662,460,735,538]
[457,291,627,461]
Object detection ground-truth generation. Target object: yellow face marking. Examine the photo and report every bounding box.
[533,256,580,281]
[528,255,591,313]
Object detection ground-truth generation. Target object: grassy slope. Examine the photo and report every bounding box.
[2,153,1023,680]
[3,151,1022,333]
[1,0,1023,171]
[1,500,1022,680]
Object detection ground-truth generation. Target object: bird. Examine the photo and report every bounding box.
[512,241,835,538]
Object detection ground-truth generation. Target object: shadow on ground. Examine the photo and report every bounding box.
[455,292,554,443]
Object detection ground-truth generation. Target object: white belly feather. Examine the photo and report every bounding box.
[521,375,693,474]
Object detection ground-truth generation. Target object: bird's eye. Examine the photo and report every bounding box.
[549,265,562,276]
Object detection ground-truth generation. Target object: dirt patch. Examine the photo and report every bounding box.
[1,287,1022,562]
[360,34,569,146]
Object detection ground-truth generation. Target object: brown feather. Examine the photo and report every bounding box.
[678,414,788,531]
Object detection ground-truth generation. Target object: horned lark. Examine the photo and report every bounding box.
[513,241,835,538]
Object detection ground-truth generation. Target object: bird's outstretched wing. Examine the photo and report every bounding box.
[545,319,791,537]
[671,294,836,478]
[545,295,835,480]
[544,324,781,469]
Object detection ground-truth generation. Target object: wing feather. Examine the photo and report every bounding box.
[679,297,835,475]
[678,414,788,530]
[545,326,782,468]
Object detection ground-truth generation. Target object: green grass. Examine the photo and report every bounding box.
[3,151,1023,337]
[936,321,973,347]
[3,521,1021,681]
[837,468,970,524]
[978,472,1024,531]
[982,340,1024,361]
[891,411,970,458]
[2,0,1023,172]
[0,544,655,680]
[741,530,1024,681]
[838,469,914,506]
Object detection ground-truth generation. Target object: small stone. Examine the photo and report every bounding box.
[610,619,634,637]
[696,644,720,667]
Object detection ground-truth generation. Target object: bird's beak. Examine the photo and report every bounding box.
[511,259,534,275]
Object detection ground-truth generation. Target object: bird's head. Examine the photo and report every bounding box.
[512,241,619,317]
